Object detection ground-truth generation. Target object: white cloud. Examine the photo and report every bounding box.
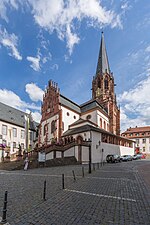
[0,88,40,112]
[31,111,41,123]
[28,0,122,54]
[51,64,59,70]
[119,76,150,132]
[0,0,19,22]
[0,89,23,108]
[145,45,150,52]
[27,55,40,71]
[25,83,44,102]
[0,27,22,60]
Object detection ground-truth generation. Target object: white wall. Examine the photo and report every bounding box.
[46,151,53,160]
[97,110,109,131]
[120,146,135,156]
[61,106,80,132]
[64,147,75,157]
[82,146,89,163]
[81,109,109,131]
[91,131,134,163]
[56,151,62,158]
[81,110,97,124]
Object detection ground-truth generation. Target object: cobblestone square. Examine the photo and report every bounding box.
[0,160,150,225]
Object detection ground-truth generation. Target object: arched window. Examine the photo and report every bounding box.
[100,118,102,128]
[44,124,48,136]
[107,123,109,131]
[76,135,83,144]
[98,79,101,88]
[62,121,64,131]
[51,120,55,133]
[104,121,106,130]
[104,78,108,89]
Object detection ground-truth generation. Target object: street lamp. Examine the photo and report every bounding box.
[101,148,104,166]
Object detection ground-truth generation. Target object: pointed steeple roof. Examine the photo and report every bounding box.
[96,32,110,75]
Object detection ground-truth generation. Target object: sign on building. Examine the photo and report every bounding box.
[38,152,46,162]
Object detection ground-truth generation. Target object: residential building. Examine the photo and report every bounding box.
[121,126,150,154]
[0,102,38,161]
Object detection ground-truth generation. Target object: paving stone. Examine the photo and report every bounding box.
[0,161,150,224]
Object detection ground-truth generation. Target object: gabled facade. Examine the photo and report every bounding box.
[0,102,38,161]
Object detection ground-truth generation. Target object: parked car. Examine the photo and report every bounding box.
[136,153,146,159]
[127,155,133,161]
[132,154,138,160]
[106,154,121,163]
[121,155,133,162]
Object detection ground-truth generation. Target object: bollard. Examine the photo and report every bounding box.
[72,170,76,182]
[82,166,84,178]
[97,162,99,169]
[62,174,65,189]
[43,180,46,201]
[1,191,8,224]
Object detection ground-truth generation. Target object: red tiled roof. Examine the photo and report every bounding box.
[122,126,150,134]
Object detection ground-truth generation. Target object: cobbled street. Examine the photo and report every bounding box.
[0,160,150,225]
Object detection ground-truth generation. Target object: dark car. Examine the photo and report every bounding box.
[106,154,121,163]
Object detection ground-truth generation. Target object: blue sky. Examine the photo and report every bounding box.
[0,0,150,132]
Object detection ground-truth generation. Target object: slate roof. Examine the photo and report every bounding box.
[63,124,133,143]
[96,31,110,75]
[60,95,108,116]
[60,95,80,113]
[0,102,37,130]
[63,124,100,136]
[80,99,108,114]
[63,124,111,137]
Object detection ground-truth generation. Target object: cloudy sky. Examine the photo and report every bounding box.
[0,0,150,132]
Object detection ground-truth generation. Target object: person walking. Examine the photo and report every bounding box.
[24,157,29,171]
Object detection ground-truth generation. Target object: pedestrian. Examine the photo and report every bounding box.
[24,157,29,171]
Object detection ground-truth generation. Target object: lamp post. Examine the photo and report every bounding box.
[101,148,104,166]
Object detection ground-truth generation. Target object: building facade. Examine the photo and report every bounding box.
[121,126,150,154]
[0,102,38,161]
[38,32,134,162]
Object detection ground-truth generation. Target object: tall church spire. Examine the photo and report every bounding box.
[96,32,110,75]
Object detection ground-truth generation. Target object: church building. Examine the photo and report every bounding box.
[38,32,134,163]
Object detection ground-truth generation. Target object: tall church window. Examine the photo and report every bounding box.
[51,120,55,133]
[100,118,102,127]
[98,79,101,88]
[104,121,106,130]
[62,122,64,131]
[104,78,108,89]
[107,123,109,131]
[44,124,48,136]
